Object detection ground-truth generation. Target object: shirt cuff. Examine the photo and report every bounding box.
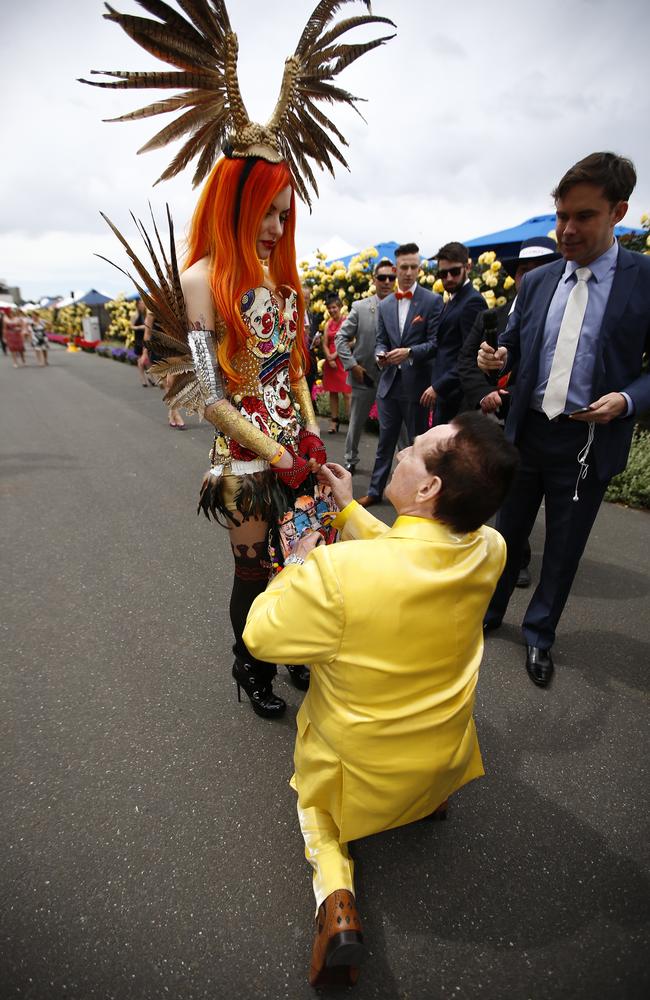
[332,500,358,528]
[620,392,634,417]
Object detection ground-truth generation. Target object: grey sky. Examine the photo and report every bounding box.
[1,0,648,300]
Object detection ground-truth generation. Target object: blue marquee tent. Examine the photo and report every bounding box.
[326,241,401,267]
[77,289,112,306]
[464,214,642,261]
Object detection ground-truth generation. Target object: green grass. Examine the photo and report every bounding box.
[605,428,650,510]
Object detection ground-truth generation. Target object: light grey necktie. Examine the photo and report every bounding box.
[542,266,592,419]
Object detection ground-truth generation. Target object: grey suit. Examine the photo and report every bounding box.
[336,296,381,467]
[367,285,441,498]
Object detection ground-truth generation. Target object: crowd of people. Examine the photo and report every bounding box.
[167,149,646,988]
[0,309,49,368]
[8,146,646,988]
[71,0,650,987]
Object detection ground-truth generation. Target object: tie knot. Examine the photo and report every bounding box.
[396,290,413,300]
[575,266,592,283]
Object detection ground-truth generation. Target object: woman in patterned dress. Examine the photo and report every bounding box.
[180,155,327,720]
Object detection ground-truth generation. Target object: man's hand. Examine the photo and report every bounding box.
[420,386,437,408]
[385,347,410,366]
[291,529,323,561]
[477,342,507,373]
[317,462,354,509]
[570,392,628,424]
[480,389,509,414]
[351,364,366,385]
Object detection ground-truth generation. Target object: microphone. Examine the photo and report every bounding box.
[483,310,499,386]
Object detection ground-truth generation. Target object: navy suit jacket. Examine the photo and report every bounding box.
[375,284,441,400]
[431,282,487,403]
[500,246,650,481]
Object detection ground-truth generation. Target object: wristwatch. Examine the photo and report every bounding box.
[284,554,305,566]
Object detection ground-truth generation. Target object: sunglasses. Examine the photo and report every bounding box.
[374,274,395,282]
[437,266,464,279]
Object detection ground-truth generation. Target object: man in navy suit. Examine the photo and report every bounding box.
[421,241,487,424]
[478,152,650,687]
[358,243,441,507]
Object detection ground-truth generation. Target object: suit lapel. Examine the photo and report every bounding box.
[597,248,637,345]
[402,287,422,341]
[384,295,400,345]
[439,293,458,336]
[528,264,564,356]
[592,248,638,389]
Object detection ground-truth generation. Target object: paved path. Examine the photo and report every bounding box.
[1,346,648,999]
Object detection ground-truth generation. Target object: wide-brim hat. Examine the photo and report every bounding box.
[501,236,562,277]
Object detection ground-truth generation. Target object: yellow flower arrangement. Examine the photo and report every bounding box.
[54,302,91,338]
[299,244,517,322]
[106,294,137,344]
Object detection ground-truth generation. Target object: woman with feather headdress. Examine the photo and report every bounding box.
[82,1,395,987]
[81,0,395,722]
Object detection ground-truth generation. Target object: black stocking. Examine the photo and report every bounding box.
[228,515,276,681]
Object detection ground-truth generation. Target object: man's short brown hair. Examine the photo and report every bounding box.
[423,413,519,534]
[436,241,469,265]
[395,243,419,258]
[552,152,636,206]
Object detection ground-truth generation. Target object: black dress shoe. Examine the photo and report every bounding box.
[344,463,357,475]
[525,645,554,687]
[286,664,310,691]
[516,566,531,588]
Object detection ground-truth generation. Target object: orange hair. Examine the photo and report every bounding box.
[184,156,307,388]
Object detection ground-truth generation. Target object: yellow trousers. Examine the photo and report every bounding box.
[297,802,355,911]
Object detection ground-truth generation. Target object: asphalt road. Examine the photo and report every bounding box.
[1,345,648,1000]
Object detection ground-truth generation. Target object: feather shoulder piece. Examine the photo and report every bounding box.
[97,205,221,412]
[79,0,395,206]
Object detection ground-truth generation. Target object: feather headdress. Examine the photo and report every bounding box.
[79,0,395,207]
[97,205,213,410]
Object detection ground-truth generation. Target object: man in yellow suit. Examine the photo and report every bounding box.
[244,412,519,989]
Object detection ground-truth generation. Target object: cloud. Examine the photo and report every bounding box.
[1,0,649,300]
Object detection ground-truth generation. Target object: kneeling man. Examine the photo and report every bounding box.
[244,412,519,988]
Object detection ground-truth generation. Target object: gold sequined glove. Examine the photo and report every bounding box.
[292,375,319,431]
[187,329,280,463]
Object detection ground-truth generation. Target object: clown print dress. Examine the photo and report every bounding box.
[198,285,337,564]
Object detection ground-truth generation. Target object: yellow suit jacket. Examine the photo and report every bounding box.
[244,501,506,844]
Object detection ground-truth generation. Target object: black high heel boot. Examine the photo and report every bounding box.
[286,665,310,691]
[232,658,286,719]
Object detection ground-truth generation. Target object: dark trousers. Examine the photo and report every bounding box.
[434,392,461,426]
[485,410,608,649]
[368,382,429,498]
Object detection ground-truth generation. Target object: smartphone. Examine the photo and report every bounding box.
[568,406,592,415]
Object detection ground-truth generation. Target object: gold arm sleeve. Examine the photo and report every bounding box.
[204,399,280,463]
[293,376,318,430]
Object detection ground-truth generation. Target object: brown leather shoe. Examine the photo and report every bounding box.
[308,889,365,989]
[357,494,381,508]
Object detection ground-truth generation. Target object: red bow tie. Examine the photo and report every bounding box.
[395,290,413,300]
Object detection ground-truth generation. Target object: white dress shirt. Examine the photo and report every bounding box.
[398,282,418,336]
